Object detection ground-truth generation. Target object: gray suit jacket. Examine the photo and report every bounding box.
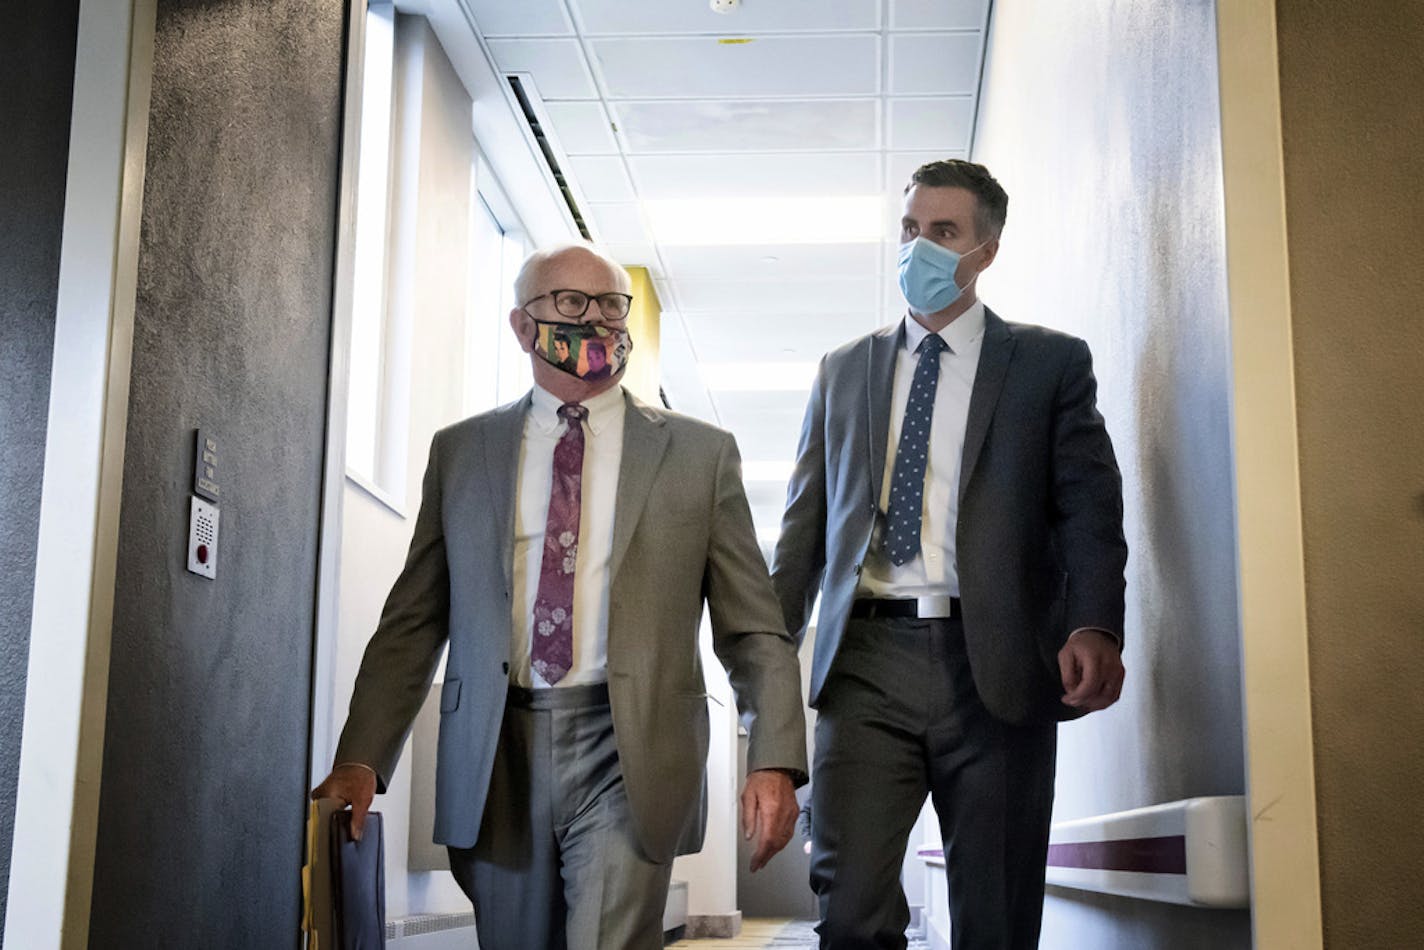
[336,390,808,863]
[771,310,1127,724]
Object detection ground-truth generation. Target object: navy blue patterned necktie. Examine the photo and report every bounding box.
[884,333,949,566]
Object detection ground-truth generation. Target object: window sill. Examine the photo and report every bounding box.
[345,468,408,519]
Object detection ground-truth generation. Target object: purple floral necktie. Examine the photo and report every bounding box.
[531,402,587,684]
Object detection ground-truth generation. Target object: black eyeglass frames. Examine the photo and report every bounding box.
[524,289,634,321]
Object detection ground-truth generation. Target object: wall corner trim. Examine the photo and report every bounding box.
[1214,1,1324,947]
[3,0,156,947]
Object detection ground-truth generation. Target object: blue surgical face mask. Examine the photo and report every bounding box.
[897,236,991,314]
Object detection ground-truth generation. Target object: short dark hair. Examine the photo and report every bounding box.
[906,159,1008,239]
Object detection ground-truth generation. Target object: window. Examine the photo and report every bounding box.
[345,3,405,503]
[465,155,530,415]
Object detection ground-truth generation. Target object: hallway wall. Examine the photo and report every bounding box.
[326,13,476,919]
[0,3,83,933]
[1274,2,1424,945]
[85,1,348,944]
[972,1,1250,946]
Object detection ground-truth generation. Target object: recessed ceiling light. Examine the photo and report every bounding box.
[742,460,795,482]
[700,361,817,391]
[643,196,885,246]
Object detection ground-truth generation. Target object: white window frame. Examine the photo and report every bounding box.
[343,1,407,513]
[465,152,531,416]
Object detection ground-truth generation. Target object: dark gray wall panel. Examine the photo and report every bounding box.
[0,2,82,934]
[88,1,347,945]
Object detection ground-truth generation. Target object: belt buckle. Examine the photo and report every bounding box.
[916,594,955,619]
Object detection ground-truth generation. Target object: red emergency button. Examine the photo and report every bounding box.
[197,544,209,564]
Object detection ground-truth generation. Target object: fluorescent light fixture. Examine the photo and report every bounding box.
[742,460,795,482]
[643,195,886,246]
[700,360,817,391]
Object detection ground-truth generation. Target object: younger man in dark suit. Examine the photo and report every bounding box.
[772,160,1128,949]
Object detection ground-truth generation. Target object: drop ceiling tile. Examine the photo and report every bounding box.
[883,276,911,322]
[574,0,879,34]
[591,36,880,99]
[659,244,883,280]
[890,0,990,30]
[889,97,975,149]
[614,100,878,153]
[886,150,969,192]
[889,33,983,95]
[567,155,636,201]
[602,242,660,269]
[743,480,792,514]
[711,389,814,444]
[629,153,880,199]
[586,202,650,243]
[487,39,599,99]
[465,0,574,37]
[683,310,879,361]
[543,101,620,154]
[725,415,806,465]
[658,313,718,421]
[673,277,880,313]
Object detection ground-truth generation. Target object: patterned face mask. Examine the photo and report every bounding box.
[532,319,633,382]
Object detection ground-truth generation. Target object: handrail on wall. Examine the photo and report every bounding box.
[917,795,1249,908]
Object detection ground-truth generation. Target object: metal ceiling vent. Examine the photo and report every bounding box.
[505,73,593,240]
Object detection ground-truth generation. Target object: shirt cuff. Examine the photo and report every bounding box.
[1069,626,1122,650]
[335,761,378,778]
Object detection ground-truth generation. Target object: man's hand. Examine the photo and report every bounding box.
[311,763,377,840]
[740,769,798,873]
[1058,630,1125,713]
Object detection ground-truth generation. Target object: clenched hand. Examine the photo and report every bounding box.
[741,768,799,873]
[1058,630,1125,713]
[311,763,377,840]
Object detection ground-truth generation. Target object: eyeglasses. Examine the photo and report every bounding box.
[524,289,634,322]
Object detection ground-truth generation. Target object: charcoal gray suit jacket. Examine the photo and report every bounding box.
[771,309,1127,724]
[335,390,808,862]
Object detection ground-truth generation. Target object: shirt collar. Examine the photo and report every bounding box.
[529,382,625,436]
[901,298,987,355]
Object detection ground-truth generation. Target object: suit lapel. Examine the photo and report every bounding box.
[483,394,530,589]
[959,309,1015,502]
[609,392,670,583]
[866,322,903,506]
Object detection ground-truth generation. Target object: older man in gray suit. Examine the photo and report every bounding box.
[314,244,807,950]
[772,160,1128,949]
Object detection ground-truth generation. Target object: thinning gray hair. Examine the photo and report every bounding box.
[512,242,627,305]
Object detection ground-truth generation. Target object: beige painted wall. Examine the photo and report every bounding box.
[974,1,1249,945]
[1275,2,1424,946]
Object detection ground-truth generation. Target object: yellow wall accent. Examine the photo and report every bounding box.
[622,266,661,405]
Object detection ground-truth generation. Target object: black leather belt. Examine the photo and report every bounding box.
[850,597,961,620]
[508,682,610,709]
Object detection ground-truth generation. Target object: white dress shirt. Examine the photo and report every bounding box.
[509,383,625,688]
[858,300,987,600]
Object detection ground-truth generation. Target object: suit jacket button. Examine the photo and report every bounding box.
[501,662,510,674]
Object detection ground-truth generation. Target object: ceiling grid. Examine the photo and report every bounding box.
[453,0,991,541]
